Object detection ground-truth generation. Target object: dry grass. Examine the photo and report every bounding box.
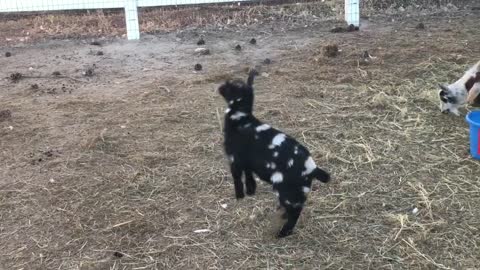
[0,1,336,45]
[1,3,480,270]
[362,0,471,9]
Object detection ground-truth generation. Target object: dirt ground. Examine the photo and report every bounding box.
[1,4,480,270]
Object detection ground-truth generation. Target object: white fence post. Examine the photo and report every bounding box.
[125,0,140,40]
[345,0,360,26]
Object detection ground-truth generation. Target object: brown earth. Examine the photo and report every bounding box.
[1,3,480,270]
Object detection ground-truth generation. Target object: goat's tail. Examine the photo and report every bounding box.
[313,167,330,183]
[247,68,259,87]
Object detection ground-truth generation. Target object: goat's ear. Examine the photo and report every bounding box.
[438,84,449,92]
[247,69,258,87]
[218,82,229,97]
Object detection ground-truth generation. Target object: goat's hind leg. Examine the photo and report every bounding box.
[230,164,245,199]
[245,170,256,196]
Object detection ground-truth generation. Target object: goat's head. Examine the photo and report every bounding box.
[438,84,460,115]
[218,69,258,113]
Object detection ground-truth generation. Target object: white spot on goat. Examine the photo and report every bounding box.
[236,98,242,102]
[273,152,279,158]
[256,124,271,132]
[293,202,303,208]
[294,146,299,155]
[271,133,286,148]
[285,200,291,205]
[229,100,234,105]
[271,172,283,183]
[302,156,316,176]
[225,108,231,114]
[228,155,234,163]
[230,111,247,120]
[243,123,252,128]
[266,162,277,169]
[302,186,310,193]
[274,190,280,197]
[288,159,294,168]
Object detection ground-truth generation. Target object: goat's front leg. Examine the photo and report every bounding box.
[467,84,480,105]
[245,170,256,196]
[277,205,303,238]
[230,164,245,199]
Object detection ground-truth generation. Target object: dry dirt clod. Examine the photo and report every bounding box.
[235,44,242,51]
[9,72,22,83]
[0,110,12,122]
[30,83,39,90]
[90,40,101,46]
[249,38,257,45]
[332,24,359,33]
[113,251,123,258]
[96,51,104,56]
[263,58,272,65]
[416,23,425,29]
[194,63,202,71]
[197,38,205,45]
[324,44,339,57]
[330,26,346,33]
[52,71,61,76]
[84,68,94,77]
[5,52,11,57]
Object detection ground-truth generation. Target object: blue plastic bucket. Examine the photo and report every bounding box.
[466,111,480,159]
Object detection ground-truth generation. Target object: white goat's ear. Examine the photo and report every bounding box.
[439,84,449,92]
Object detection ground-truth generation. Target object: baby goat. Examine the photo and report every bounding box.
[439,60,480,115]
[218,70,331,238]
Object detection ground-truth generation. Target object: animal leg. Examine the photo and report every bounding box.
[230,165,244,199]
[277,205,303,238]
[245,170,256,196]
[467,83,480,105]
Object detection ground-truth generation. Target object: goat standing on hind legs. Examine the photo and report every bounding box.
[218,69,331,238]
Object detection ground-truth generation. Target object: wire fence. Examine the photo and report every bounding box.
[0,0,360,40]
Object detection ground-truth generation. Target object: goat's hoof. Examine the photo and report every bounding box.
[276,229,293,238]
[246,189,256,196]
[235,193,245,200]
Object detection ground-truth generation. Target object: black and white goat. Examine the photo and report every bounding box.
[439,61,480,115]
[218,70,331,238]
